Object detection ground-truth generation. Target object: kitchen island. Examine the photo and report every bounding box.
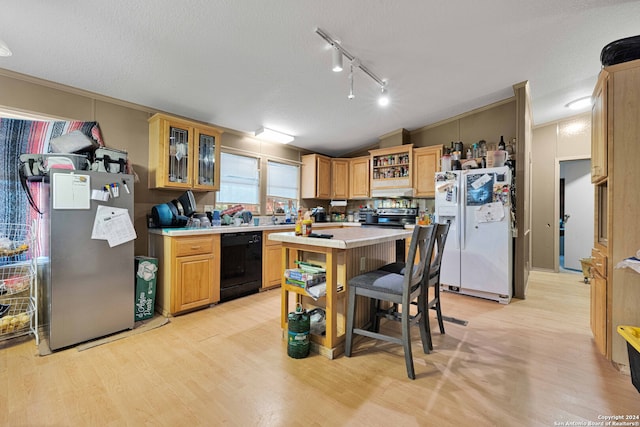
[268,227,412,359]
[148,222,350,316]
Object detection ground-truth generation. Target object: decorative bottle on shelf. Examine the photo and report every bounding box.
[466,148,473,159]
[498,135,506,151]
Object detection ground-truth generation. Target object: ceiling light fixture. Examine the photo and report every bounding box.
[348,63,355,99]
[254,127,294,144]
[378,83,389,107]
[316,27,389,106]
[566,96,592,110]
[332,46,343,72]
[0,39,12,57]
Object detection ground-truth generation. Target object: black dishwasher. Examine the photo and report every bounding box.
[220,231,262,302]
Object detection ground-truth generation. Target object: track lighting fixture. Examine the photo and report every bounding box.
[378,83,389,107]
[332,46,343,72]
[316,27,389,107]
[348,63,355,99]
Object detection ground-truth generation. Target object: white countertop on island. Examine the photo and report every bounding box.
[267,226,412,249]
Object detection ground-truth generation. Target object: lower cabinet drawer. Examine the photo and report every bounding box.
[174,236,214,257]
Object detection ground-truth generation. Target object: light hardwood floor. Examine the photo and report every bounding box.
[1,271,638,426]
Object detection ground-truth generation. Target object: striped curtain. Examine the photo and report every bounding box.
[0,118,104,255]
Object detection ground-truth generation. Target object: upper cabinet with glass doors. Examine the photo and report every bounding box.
[148,113,222,191]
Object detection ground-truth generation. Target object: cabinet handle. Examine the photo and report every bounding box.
[191,245,202,250]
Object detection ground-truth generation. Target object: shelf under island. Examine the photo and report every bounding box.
[268,226,412,359]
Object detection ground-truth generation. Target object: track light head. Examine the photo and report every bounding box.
[332,46,343,72]
[348,64,355,99]
[378,83,389,107]
[316,28,389,107]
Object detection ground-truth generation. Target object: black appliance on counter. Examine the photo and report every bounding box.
[357,208,376,222]
[220,231,262,302]
[361,207,417,228]
[311,207,327,222]
[361,207,417,262]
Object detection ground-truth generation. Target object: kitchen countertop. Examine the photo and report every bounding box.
[267,226,413,249]
[147,221,355,237]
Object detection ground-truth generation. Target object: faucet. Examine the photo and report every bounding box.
[271,211,278,225]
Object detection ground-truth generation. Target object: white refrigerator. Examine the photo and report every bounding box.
[434,166,513,304]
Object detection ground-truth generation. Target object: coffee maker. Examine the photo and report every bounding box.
[311,207,327,222]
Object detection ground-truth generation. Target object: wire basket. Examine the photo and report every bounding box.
[0,223,34,295]
[0,223,33,259]
[0,297,34,334]
[0,263,33,295]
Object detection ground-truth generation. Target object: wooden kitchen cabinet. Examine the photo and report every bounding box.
[149,233,221,316]
[148,113,222,191]
[301,154,331,199]
[174,252,215,313]
[589,59,640,366]
[591,71,608,184]
[262,228,294,289]
[349,156,370,199]
[331,158,349,199]
[369,144,413,196]
[590,248,607,356]
[413,145,442,198]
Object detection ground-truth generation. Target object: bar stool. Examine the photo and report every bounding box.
[425,223,450,343]
[378,222,450,349]
[344,224,436,380]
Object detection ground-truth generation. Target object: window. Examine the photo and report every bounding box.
[216,152,260,213]
[267,161,299,215]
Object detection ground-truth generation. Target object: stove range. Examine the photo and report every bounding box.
[362,207,417,228]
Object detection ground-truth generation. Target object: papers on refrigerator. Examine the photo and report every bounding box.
[470,173,492,190]
[466,173,494,206]
[92,205,137,247]
[52,173,91,209]
[474,202,505,223]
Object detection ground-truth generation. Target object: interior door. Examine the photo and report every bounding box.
[561,159,594,270]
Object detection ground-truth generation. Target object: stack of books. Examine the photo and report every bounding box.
[284,261,326,289]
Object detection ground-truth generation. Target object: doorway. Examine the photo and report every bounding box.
[559,159,594,271]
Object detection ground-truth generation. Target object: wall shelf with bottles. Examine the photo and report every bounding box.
[369,144,413,189]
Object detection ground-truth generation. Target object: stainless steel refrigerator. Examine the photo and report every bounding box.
[47,168,135,350]
[434,166,513,304]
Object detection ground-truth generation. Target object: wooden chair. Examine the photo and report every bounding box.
[425,223,450,346]
[344,224,436,380]
[377,222,450,350]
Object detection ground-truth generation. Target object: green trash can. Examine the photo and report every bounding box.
[287,305,310,359]
[134,256,158,321]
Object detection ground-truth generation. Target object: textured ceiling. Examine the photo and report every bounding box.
[0,1,638,156]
